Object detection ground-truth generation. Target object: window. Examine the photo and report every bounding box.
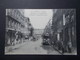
[9,20,11,28]
[65,15,70,24]
[71,14,74,22]
[12,21,14,27]
[72,27,74,36]
[57,33,60,41]
[63,14,66,25]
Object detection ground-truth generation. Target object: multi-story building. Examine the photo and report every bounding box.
[43,19,52,35]
[52,9,76,53]
[62,9,76,52]
[33,29,44,39]
[52,9,63,47]
[24,17,34,39]
[43,9,76,54]
[5,9,32,46]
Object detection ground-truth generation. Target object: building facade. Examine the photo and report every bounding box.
[5,9,32,46]
[43,9,76,53]
[52,9,76,53]
[62,9,76,52]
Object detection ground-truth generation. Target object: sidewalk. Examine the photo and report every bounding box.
[63,48,77,55]
[5,40,29,53]
[5,38,48,54]
[51,45,77,55]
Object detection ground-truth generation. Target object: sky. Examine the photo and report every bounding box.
[24,9,53,29]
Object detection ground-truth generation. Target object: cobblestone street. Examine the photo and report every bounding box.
[5,37,60,55]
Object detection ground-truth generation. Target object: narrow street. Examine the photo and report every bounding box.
[5,9,77,55]
[5,37,60,55]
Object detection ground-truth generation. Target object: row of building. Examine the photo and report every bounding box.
[5,9,33,46]
[43,9,76,53]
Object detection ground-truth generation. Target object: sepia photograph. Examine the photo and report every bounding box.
[5,9,77,55]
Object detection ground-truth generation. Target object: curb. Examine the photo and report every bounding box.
[51,45,63,55]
